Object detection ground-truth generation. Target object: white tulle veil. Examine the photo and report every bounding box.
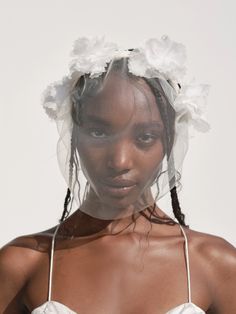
[42,35,210,221]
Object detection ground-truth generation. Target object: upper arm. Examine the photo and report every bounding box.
[0,238,43,313]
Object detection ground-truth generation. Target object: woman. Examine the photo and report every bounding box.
[0,36,235,314]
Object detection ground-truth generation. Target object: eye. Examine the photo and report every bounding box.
[89,128,107,138]
[137,133,158,143]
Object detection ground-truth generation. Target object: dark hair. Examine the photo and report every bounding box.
[60,58,189,228]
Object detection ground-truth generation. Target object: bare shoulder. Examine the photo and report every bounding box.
[0,227,57,313]
[0,227,56,275]
[1,224,58,255]
[185,227,236,268]
[184,227,236,312]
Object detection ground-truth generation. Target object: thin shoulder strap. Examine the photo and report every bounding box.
[178,223,192,303]
[47,223,61,302]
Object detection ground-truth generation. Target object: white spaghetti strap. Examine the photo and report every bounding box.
[47,222,62,302]
[178,224,192,303]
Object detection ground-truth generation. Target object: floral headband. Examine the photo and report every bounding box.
[42,35,210,134]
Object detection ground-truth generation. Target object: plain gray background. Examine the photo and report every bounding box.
[0,0,235,247]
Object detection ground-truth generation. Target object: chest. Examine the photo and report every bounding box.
[25,235,210,313]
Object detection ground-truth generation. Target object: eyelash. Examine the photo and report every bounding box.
[89,129,107,138]
[137,133,159,144]
[87,128,160,146]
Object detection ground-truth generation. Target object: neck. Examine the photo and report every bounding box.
[58,188,165,238]
[80,186,156,219]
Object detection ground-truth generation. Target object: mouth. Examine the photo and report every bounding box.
[100,179,137,197]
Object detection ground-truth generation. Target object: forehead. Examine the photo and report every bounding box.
[81,74,163,127]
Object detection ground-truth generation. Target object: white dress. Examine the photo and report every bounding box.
[31,223,205,314]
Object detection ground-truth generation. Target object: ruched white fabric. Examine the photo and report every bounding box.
[166,302,205,313]
[31,223,206,314]
[32,300,205,313]
[32,301,76,313]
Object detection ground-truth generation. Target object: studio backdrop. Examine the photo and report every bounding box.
[0,0,235,247]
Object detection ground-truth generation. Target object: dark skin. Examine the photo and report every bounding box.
[0,74,236,313]
[77,74,164,219]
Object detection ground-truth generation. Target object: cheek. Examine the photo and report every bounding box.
[138,142,165,179]
[77,140,105,177]
[141,141,164,164]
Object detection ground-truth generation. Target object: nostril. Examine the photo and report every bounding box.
[107,158,132,173]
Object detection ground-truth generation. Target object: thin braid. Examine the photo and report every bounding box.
[60,187,71,223]
[170,186,188,227]
[60,92,84,224]
[59,127,75,223]
[143,77,188,227]
[158,86,188,227]
[160,88,188,227]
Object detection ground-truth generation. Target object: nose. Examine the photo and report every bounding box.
[107,137,134,173]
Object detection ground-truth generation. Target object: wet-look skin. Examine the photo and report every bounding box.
[0,73,236,314]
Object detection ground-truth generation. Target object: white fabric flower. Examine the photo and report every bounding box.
[42,76,75,121]
[128,49,149,77]
[69,36,118,78]
[128,36,187,82]
[174,83,210,132]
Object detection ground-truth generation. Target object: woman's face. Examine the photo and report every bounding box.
[76,74,165,210]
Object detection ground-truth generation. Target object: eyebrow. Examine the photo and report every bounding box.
[83,114,164,129]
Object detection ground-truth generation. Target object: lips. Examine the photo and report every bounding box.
[100,178,137,197]
[101,178,137,188]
